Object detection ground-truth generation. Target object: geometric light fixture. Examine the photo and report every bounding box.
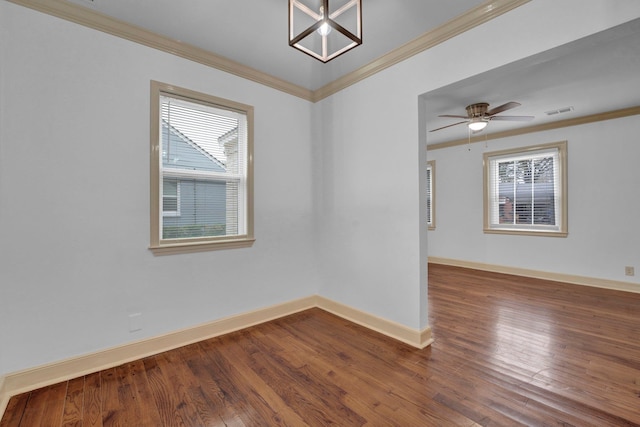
[289,0,362,63]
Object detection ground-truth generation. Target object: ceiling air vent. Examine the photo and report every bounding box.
[545,106,574,116]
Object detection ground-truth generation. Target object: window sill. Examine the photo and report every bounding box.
[149,237,255,255]
[483,228,567,238]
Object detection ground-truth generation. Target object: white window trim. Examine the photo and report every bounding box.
[483,141,568,237]
[149,81,255,255]
[427,160,435,230]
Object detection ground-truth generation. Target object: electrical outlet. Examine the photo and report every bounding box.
[129,313,142,332]
[625,266,635,277]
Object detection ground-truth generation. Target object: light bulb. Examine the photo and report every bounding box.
[468,118,488,131]
[317,6,331,36]
[318,21,331,36]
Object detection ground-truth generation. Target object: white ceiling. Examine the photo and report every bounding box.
[66,0,486,90]
[424,17,640,145]
[61,1,640,146]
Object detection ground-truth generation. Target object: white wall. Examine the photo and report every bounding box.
[313,0,640,330]
[313,66,427,330]
[427,116,640,285]
[0,2,319,375]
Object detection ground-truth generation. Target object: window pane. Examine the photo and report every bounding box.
[497,161,516,224]
[163,179,178,196]
[532,156,555,225]
[163,197,178,212]
[159,94,245,240]
[426,160,435,229]
[163,178,228,239]
[497,156,558,225]
[162,178,179,216]
[484,142,567,236]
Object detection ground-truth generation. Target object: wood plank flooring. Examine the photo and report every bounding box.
[3,264,640,426]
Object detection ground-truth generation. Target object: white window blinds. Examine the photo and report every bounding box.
[484,141,567,236]
[426,160,435,229]
[159,95,248,240]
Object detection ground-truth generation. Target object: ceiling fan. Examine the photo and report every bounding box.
[430,101,534,132]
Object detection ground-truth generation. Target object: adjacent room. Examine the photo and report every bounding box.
[1,0,639,425]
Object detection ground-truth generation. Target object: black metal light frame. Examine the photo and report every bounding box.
[289,0,362,63]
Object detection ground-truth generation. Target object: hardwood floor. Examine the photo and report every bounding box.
[3,264,640,426]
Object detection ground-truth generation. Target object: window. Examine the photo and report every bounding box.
[484,141,567,236]
[162,178,180,217]
[426,160,435,230]
[150,81,254,254]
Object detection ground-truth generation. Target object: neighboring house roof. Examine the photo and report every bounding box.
[219,127,238,145]
[162,120,227,172]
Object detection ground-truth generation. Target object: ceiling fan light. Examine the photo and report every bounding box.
[468,118,488,131]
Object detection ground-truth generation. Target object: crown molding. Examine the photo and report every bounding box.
[311,0,531,102]
[7,0,530,103]
[427,105,640,150]
[6,0,315,101]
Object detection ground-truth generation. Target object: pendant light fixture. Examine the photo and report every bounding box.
[289,0,362,63]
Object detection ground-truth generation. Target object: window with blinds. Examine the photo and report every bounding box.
[150,81,254,254]
[426,160,435,230]
[483,141,567,236]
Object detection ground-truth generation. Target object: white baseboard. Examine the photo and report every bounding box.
[0,295,315,418]
[0,295,431,419]
[316,296,433,349]
[428,257,640,294]
[0,377,6,420]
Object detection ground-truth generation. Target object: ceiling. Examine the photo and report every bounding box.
[65,0,486,91]
[43,1,640,146]
[424,17,640,145]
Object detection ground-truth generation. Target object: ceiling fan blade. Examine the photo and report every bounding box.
[438,114,468,119]
[486,101,521,116]
[429,121,467,132]
[490,115,534,121]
